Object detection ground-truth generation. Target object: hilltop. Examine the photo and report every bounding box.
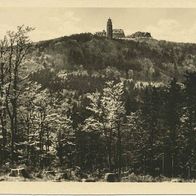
[28,33,196,91]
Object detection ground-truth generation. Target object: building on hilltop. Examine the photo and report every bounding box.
[127,31,152,39]
[95,18,125,39]
[95,30,106,37]
[113,29,125,39]
[107,18,113,39]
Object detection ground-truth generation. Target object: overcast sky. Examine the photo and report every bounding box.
[1,7,196,43]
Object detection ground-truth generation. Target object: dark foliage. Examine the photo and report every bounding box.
[1,30,196,181]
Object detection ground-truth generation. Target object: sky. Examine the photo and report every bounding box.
[1,7,196,43]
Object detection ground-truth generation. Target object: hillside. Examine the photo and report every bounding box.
[29,33,196,86]
[2,27,196,181]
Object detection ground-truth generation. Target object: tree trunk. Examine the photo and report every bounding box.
[117,122,122,177]
[27,118,30,161]
[0,62,7,162]
[0,110,7,162]
[108,129,112,172]
[39,124,43,168]
[10,116,15,163]
[11,99,18,163]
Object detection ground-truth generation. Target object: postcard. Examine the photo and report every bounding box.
[0,0,196,194]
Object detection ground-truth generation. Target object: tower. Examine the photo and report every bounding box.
[107,18,113,39]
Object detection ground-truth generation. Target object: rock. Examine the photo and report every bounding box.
[9,168,31,178]
[104,173,119,182]
[0,177,5,181]
[171,178,183,182]
[82,178,96,182]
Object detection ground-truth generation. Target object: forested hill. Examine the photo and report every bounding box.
[29,33,196,84]
[2,28,196,181]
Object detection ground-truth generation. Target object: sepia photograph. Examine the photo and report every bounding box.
[1,1,196,193]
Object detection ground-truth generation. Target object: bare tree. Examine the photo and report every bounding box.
[1,26,33,162]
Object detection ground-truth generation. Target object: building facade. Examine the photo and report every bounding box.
[95,30,106,37]
[95,18,125,39]
[113,29,125,39]
[106,18,113,39]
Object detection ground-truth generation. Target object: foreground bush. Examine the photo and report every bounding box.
[121,173,170,182]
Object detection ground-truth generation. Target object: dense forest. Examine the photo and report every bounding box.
[0,26,196,181]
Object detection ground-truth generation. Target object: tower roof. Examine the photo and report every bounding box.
[107,18,112,22]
